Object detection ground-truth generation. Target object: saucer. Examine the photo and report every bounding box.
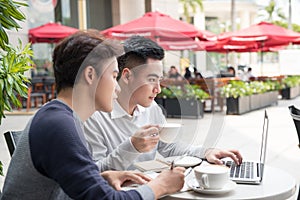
[187,178,236,195]
[174,156,202,167]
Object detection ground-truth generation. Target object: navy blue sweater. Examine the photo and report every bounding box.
[1,100,153,199]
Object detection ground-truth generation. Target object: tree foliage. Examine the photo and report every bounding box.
[0,41,33,121]
[273,20,300,33]
[0,0,27,49]
[258,1,300,33]
[0,0,31,176]
[0,0,32,124]
[259,0,286,22]
[179,0,203,24]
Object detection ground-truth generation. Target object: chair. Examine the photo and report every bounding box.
[288,105,300,148]
[26,86,46,112]
[3,131,23,156]
[43,77,56,101]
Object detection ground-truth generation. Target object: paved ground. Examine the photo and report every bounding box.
[0,98,300,199]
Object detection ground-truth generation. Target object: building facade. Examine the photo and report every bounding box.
[10,0,263,76]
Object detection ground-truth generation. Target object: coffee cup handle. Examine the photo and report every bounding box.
[201,174,209,188]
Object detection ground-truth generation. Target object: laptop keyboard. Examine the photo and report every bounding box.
[225,161,254,179]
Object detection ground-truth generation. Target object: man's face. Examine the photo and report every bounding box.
[128,58,163,107]
[95,58,120,112]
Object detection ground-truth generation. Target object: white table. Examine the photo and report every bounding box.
[161,166,297,200]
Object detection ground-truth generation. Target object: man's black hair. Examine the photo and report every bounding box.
[117,36,164,80]
[123,35,164,60]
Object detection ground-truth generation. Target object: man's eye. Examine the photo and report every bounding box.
[148,78,157,82]
[113,73,118,79]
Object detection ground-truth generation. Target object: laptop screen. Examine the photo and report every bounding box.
[259,110,269,179]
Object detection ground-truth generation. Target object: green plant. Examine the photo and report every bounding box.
[157,84,209,100]
[184,84,209,100]
[264,80,282,91]
[159,85,184,99]
[221,80,252,98]
[0,0,30,176]
[282,76,300,88]
[249,81,267,94]
[0,42,33,119]
[0,0,26,49]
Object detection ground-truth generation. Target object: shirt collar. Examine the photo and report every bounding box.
[111,99,146,119]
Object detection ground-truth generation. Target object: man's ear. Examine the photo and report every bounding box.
[121,68,131,83]
[84,66,95,85]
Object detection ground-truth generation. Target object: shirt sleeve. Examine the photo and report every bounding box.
[157,141,206,158]
[29,107,150,200]
[84,113,142,171]
[152,102,207,158]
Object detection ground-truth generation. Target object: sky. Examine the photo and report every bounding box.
[255,0,300,25]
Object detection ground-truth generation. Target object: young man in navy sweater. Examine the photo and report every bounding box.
[0,30,185,200]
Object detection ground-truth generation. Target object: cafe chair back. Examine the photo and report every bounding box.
[3,131,23,156]
[288,105,300,148]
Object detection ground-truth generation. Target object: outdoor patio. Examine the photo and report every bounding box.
[1,95,299,199]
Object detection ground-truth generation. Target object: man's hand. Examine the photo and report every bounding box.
[131,125,160,152]
[204,148,243,165]
[147,167,185,199]
[101,171,151,190]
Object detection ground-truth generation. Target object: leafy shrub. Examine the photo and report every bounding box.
[157,84,209,100]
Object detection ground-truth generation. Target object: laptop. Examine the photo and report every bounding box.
[224,110,269,184]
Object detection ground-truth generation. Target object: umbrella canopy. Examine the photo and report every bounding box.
[197,29,217,41]
[101,11,204,41]
[29,22,79,43]
[218,21,300,48]
[206,43,285,53]
[292,37,300,45]
[158,40,214,51]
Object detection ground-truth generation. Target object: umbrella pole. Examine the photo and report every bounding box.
[260,42,264,76]
[226,50,229,67]
[260,51,263,76]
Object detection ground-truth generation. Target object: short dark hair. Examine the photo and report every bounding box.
[117,36,164,79]
[53,30,122,93]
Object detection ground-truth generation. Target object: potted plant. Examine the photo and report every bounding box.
[249,81,267,110]
[156,84,209,118]
[261,80,280,107]
[281,76,300,99]
[0,0,32,177]
[221,80,252,115]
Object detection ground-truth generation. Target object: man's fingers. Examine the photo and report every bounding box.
[227,150,243,165]
[112,182,122,191]
[172,166,186,173]
[135,126,159,138]
[124,173,148,185]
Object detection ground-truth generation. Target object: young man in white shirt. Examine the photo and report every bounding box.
[84,36,242,172]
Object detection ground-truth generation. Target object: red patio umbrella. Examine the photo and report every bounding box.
[158,40,215,51]
[206,43,285,53]
[29,22,79,43]
[197,30,217,41]
[218,21,300,48]
[101,11,206,41]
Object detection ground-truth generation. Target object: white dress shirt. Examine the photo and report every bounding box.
[84,100,206,171]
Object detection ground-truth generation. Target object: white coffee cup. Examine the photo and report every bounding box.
[194,164,230,189]
[158,123,181,143]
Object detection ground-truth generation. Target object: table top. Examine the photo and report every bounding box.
[161,166,297,200]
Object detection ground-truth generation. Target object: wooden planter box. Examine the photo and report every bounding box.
[226,96,250,115]
[226,91,278,115]
[268,91,278,106]
[250,94,261,110]
[164,98,204,119]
